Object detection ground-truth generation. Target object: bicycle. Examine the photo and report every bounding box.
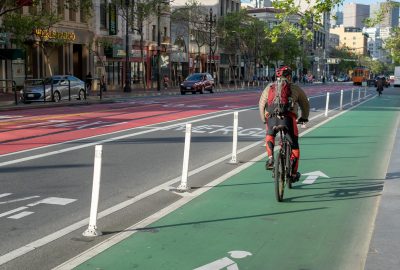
[271,124,293,202]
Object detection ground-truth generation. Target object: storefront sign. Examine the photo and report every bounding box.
[109,4,117,35]
[34,29,76,41]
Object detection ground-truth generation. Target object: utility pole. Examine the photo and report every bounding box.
[206,8,216,74]
[157,3,161,91]
[123,0,133,92]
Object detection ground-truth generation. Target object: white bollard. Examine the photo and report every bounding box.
[340,90,344,110]
[325,92,330,117]
[351,89,354,105]
[358,88,361,102]
[364,87,367,98]
[230,112,238,164]
[83,145,103,237]
[177,123,192,192]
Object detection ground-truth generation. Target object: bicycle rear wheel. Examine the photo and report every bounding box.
[274,153,285,202]
[285,142,292,189]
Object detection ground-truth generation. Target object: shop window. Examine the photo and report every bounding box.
[69,8,76,21]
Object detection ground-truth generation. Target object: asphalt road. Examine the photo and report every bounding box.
[0,84,377,269]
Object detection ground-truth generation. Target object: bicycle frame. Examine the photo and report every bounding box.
[273,127,293,202]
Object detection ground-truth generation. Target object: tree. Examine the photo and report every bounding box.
[1,0,92,76]
[384,27,400,64]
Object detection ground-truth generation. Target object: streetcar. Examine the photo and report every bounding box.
[352,66,370,85]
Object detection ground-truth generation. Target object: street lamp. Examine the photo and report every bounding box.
[123,0,133,92]
[206,8,216,74]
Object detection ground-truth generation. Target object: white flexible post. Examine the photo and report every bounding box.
[364,87,367,98]
[340,90,343,110]
[351,89,354,105]
[177,123,192,192]
[83,145,103,237]
[325,92,330,117]
[230,111,238,164]
[358,88,361,102]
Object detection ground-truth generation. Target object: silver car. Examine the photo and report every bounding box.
[22,75,86,103]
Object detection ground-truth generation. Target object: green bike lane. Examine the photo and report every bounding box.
[70,94,400,270]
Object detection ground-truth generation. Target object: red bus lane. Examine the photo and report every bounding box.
[0,85,355,155]
[0,93,257,155]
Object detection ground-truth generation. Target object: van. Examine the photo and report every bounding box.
[394,66,400,87]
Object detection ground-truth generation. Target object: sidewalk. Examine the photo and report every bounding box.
[55,90,400,270]
[0,84,265,111]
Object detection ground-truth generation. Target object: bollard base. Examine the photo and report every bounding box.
[83,226,102,237]
[176,183,189,192]
[229,158,238,164]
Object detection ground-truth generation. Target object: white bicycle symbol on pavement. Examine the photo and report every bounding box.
[194,250,252,270]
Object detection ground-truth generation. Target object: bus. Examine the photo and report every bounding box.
[352,66,370,85]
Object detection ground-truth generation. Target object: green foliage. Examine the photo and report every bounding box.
[385,27,400,64]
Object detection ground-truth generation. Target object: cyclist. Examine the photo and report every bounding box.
[258,66,310,182]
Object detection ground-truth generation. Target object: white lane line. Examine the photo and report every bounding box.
[0,207,28,218]
[0,196,40,205]
[0,96,376,266]
[0,108,254,167]
[0,193,12,198]
[7,211,34,219]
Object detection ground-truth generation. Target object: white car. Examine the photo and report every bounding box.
[22,75,86,103]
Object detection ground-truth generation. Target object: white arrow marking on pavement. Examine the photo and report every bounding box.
[0,196,40,205]
[26,197,76,207]
[0,207,29,218]
[0,193,12,199]
[302,171,329,184]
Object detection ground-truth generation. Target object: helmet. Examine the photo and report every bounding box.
[276,66,292,78]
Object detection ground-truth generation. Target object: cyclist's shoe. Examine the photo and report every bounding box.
[290,172,301,183]
[265,157,274,170]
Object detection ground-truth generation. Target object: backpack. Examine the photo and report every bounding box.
[267,78,292,116]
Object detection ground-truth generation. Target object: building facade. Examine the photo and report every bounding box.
[343,3,370,29]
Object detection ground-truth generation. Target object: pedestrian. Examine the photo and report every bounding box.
[163,75,169,89]
[85,72,93,93]
[100,75,107,92]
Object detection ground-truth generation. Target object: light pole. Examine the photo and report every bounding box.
[123,0,133,92]
[157,3,161,91]
[206,8,216,74]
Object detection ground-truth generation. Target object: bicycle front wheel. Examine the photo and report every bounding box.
[274,154,285,202]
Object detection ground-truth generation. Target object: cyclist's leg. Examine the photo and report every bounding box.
[284,113,300,180]
[265,117,277,170]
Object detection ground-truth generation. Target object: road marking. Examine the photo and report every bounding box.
[7,211,34,219]
[0,207,28,218]
[0,107,254,166]
[302,171,330,184]
[26,197,76,207]
[0,193,12,198]
[0,196,40,205]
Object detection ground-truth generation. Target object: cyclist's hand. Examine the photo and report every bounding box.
[297,117,308,124]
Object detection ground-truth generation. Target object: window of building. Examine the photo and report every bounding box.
[42,0,51,13]
[100,0,107,29]
[163,27,167,38]
[152,25,156,42]
[69,7,76,21]
[58,0,64,19]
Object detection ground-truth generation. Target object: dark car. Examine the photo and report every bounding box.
[180,73,214,95]
[22,75,86,103]
[374,76,390,88]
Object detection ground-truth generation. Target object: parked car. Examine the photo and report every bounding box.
[180,73,214,95]
[22,75,86,103]
[373,75,390,88]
